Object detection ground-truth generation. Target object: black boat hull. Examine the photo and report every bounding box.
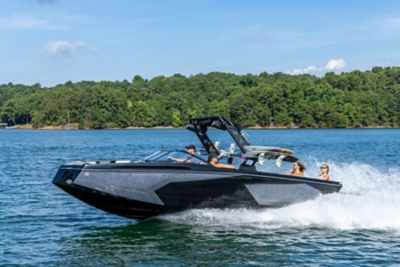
[53,161,342,220]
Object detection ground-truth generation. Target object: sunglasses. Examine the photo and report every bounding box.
[320,166,328,169]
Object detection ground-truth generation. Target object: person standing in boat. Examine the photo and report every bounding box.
[289,162,306,176]
[318,163,330,180]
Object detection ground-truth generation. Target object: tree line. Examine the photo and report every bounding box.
[1,66,400,129]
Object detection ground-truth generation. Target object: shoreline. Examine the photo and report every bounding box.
[4,124,399,130]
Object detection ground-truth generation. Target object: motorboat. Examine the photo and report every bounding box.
[53,116,342,220]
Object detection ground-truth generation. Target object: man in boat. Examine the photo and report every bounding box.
[169,145,197,163]
[208,150,236,169]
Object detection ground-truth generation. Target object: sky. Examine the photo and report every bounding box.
[1,0,400,86]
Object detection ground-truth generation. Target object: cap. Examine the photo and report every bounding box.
[185,144,196,151]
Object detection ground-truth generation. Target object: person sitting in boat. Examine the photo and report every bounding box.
[208,151,236,169]
[169,145,197,163]
[289,162,306,177]
[318,163,330,181]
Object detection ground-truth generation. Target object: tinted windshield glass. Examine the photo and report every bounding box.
[145,151,207,164]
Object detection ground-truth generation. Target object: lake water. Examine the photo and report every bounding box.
[1,129,400,266]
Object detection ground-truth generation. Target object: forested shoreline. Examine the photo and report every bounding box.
[1,66,400,129]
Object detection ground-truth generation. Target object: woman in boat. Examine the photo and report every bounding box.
[318,163,330,181]
[289,162,306,177]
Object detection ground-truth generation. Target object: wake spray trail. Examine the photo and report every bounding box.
[161,162,400,231]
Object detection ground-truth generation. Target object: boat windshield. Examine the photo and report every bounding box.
[144,150,208,164]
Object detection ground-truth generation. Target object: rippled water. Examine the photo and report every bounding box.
[1,129,400,266]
